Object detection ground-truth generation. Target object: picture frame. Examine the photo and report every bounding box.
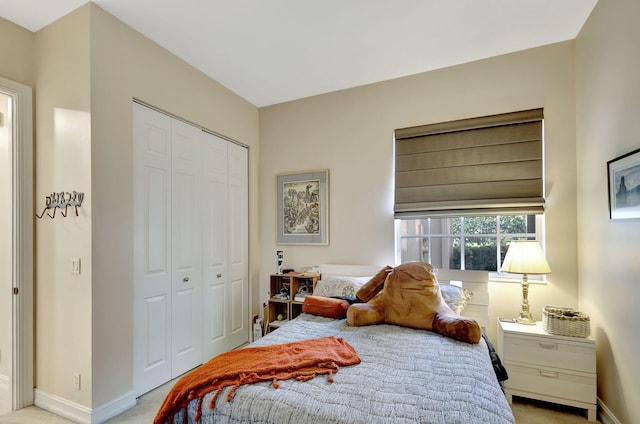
[276,169,329,245]
[607,148,640,220]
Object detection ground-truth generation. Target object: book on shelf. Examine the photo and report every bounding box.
[275,271,319,277]
[294,293,309,302]
[268,319,288,328]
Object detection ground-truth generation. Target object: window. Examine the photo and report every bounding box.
[395,214,543,277]
[393,109,546,279]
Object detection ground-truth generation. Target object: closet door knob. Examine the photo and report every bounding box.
[217,273,222,278]
[182,277,189,283]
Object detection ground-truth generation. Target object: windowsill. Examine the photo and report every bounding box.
[489,273,548,284]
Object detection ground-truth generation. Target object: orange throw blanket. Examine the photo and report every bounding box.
[154,336,361,424]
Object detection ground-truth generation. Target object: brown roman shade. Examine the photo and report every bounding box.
[394,109,545,218]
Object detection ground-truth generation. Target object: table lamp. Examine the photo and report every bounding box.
[501,240,551,325]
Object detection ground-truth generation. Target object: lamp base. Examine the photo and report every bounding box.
[516,310,536,325]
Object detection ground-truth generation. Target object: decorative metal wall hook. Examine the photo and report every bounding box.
[68,191,84,216]
[36,191,85,219]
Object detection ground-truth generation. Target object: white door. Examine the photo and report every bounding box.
[0,91,12,414]
[201,133,228,359]
[133,104,173,395]
[170,120,203,376]
[201,134,249,357]
[227,143,249,349]
[134,103,249,394]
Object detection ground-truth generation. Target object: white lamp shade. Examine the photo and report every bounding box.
[502,240,551,275]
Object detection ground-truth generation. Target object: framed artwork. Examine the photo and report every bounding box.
[607,148,640,220]
[277,169,329,245]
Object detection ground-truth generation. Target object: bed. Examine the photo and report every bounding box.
[158,264,515,424]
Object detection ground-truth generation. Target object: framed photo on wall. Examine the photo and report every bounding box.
[607,147,640,220]
[277,169,329,245]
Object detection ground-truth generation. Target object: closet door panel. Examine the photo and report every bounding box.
[170,120,203,377]
[227,143,249,349]
[145,295,169,365]
[133,104,172,396]
[229,277,245,335]
[202,133,229,358]
[204,283,225,351]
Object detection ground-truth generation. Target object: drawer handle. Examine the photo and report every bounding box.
[539,342,558,350]
[540,371,558,379]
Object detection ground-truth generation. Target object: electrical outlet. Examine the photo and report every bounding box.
[73,372,81,390]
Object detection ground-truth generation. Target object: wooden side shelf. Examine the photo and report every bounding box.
[266,273,319,332]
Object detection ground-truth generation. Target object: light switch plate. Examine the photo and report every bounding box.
[71,257,81,275]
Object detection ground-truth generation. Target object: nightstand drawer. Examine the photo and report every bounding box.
[503,334,595,373]
[505,363,596,404]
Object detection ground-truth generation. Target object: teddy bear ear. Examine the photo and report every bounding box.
[354,266,392,302]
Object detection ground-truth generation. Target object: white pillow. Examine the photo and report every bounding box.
[313,276,371,298]
[439,284,473,314]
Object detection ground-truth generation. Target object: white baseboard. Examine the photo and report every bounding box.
[598,397,622,424]
[35,389,92,424]
[92,390,137,423]
[34,389,137,424]
[0,373,9,411]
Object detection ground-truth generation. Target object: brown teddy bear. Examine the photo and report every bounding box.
[346,262,482,344]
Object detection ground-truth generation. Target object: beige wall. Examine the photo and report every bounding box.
[576,0,640,422]
[0,17,34,86]
[34,5,93,407]
[30,2,260,414]
[88,4,259,409]
[259,41,579,344]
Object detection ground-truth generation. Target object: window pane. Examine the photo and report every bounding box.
[464,216,496,234]
[400,237,427,263]
[499,215,527,233]
[435,217,459,235]
[499,237,511,268]
[400,219,429,236]
[465,236,497,271]
[429,236,456,270]
[526,215,536,233]
[440,237,460,270]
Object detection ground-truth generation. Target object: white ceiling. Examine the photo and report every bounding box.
[1,0,597,107]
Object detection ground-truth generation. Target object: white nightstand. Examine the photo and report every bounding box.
[497,319,597,421]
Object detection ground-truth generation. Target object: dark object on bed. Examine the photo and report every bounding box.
[329,295,361,304]
[483,332,509,383]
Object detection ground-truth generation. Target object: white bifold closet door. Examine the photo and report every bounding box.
[133,103,248,396]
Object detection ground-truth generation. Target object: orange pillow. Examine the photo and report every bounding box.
[302,295,350,319]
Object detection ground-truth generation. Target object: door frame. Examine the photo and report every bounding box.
[1,76,34,410]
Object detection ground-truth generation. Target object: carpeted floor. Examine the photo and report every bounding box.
[511,397,599,423]
[0,389,598,423]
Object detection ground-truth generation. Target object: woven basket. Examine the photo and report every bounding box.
[542,305,590,338]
